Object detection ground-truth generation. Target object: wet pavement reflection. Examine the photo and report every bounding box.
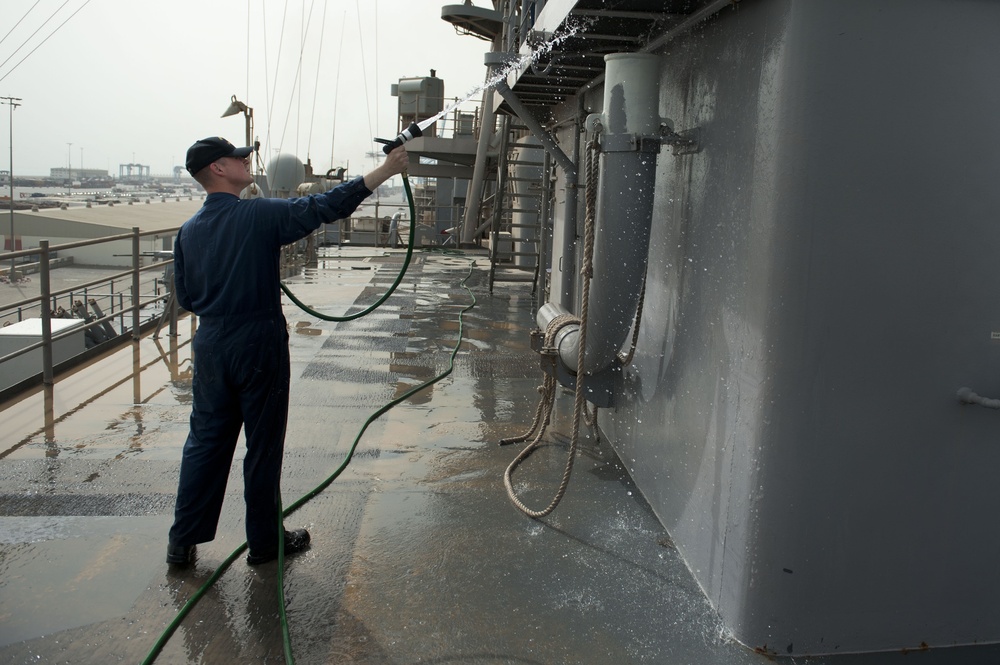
[0,248,772,664]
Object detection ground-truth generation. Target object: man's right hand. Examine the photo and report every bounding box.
[364,146,409,191]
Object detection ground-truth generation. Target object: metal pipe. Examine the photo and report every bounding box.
[131,227,140,341]
[581,53,661,373]
[40,240,53,384]
[169,286,178,337]
[510,135,543,269]
[461,81,498,245]
[537,300,580,371]
[487,115,512,253]
[562,111,581,310]
[534,53,664,377]
[492,79,580,308]
[493,80,576,178]
[537,150,552,297]
[7,106,13,278]
[3,96,21,280]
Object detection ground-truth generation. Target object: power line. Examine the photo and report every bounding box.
[0,0,42,52]
[329,13,345,170]
[0,0,93,85]
[264,0,291,160]
[354,0,375,170]
[275,1,316,160]
[306,0,328,161]
[0,0,72,75]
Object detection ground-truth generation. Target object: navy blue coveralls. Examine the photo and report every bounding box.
[168,177,372,553]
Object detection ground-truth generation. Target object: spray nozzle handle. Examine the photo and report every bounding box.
[377,121,422,154]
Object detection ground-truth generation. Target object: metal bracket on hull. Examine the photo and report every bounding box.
[598,133,663,154]
[662,127,701,155]
[586,116,700,156]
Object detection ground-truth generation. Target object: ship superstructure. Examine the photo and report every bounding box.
[434,0,1000,658]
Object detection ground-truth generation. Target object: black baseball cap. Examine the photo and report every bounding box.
[185,137,254,175]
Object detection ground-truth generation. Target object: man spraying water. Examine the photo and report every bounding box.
[166,137,408,567]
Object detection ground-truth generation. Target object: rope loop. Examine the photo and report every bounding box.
[502,140,602,519]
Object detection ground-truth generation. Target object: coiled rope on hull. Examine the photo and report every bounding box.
[501,138,601,519]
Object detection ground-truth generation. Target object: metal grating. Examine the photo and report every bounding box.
[500,0,733,116]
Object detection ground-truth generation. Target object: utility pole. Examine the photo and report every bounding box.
[67,142,73,186]
[1,96,21,280]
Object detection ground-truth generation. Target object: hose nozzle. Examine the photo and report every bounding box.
[376,121,422,154]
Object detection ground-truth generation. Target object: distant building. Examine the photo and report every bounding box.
[50,167,110,180]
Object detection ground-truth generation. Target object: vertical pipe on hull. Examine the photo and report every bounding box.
[537,53,662,376]
[583,53,661,373]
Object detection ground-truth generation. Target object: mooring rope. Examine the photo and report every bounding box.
[499,313,577,448]
[501,137,600,518]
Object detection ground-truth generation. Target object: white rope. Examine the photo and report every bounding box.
[502,138,601,518]
[957,387,1000,409]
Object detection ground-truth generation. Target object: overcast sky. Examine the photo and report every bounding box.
[0,0,494,177]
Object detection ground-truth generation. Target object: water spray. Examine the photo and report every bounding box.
[143,16,607,665]
[374,17,590,158]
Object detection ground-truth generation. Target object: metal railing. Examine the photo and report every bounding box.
[0,226,179,386]
[396,95,482,140]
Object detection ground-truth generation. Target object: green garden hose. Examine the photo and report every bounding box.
[141,174,476,665]
[278,174,417,321]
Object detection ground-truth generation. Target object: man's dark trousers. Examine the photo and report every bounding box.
[168,315,290,553]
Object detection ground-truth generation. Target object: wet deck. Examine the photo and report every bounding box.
[0,248,973,664]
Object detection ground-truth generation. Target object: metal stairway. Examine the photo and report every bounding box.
[486,115,547,296]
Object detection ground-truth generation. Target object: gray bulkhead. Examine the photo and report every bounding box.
[546,0,1000,656]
